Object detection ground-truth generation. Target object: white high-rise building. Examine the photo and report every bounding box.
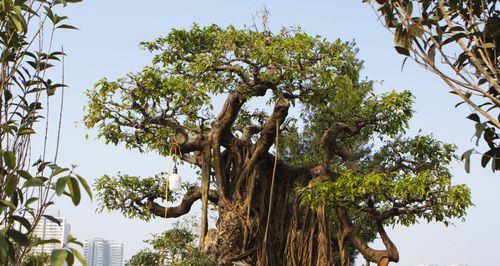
[109,242,124,266]
[29,216,71,254]
[84,238,123,266]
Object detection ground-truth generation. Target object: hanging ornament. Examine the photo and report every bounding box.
[168,164,182,192]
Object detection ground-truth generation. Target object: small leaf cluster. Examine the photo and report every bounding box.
[126,223,216,266]
[300,136,472,227]
[95,173,173,221]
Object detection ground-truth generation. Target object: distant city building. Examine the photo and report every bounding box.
[29,216,70,254]
[84,238,123,266]
[109,242,124,266]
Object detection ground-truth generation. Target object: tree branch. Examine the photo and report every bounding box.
[235,98,290,198]
[138,186,219,218]
[335,206,399,264]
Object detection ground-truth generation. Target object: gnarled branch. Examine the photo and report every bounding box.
[235,98,290,199]
[138,186,219,218]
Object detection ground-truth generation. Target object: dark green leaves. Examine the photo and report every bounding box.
[394,46,410,56]
[67,177,81,206]
[3,151,16,169]
[4,174,18,197]
[56,24,79,30]
[7,229,28,246]
[466,113,480,123]
[0,234,10,261]
[9,216,30,231]
[43,215,61,226]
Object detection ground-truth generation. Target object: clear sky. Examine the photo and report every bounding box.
[38,1,500,265]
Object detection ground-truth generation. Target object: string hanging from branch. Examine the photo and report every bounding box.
[261,119,280,263]
[164,144,182,222]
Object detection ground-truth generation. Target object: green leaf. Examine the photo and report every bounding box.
[17,128,35,135]
[461,149,474,173]
[10,216,31,231]
[466,113,480,123]
[394,46,410,56]
[474,123,486,144]
[7,229,28,246]
[5,175,18,197]
[38,239,61,245]
[25,197,38,206]
[43,215,61,226]
[493,156,500,172]
[76,174,92,200]
[51,249,68,266]
[70,248,87,266]
[442,32,466,46]
[66,251,75,265]
[17,170,33,180]
[9,13,25,33]
[24,177,46,187]
[51,167,69,178]
[3,151,16,169]
[55,177,68,196]
[67,177,81,205]
[0,200,16,210]
[0,235,9,261]
[56,24,78,30]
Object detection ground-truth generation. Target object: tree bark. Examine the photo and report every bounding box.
[338,231,349,266]
[200,142,211,247]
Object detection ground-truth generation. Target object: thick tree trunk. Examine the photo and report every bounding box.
[215,204,246,264]
[202,162,336,266]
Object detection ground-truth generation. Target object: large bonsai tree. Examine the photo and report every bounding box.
[86,25,471,265]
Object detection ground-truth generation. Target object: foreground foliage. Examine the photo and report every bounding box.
[365,0,499,172]
[87,24,471,265]
[0,0,90,265]
[21,252,49,266]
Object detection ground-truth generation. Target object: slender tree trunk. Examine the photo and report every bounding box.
[338,232,349,266]
[200,143,211,247]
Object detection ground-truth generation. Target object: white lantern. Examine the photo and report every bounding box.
[168,166,182,192]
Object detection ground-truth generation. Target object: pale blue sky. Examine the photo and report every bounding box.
[37,1,500,265]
